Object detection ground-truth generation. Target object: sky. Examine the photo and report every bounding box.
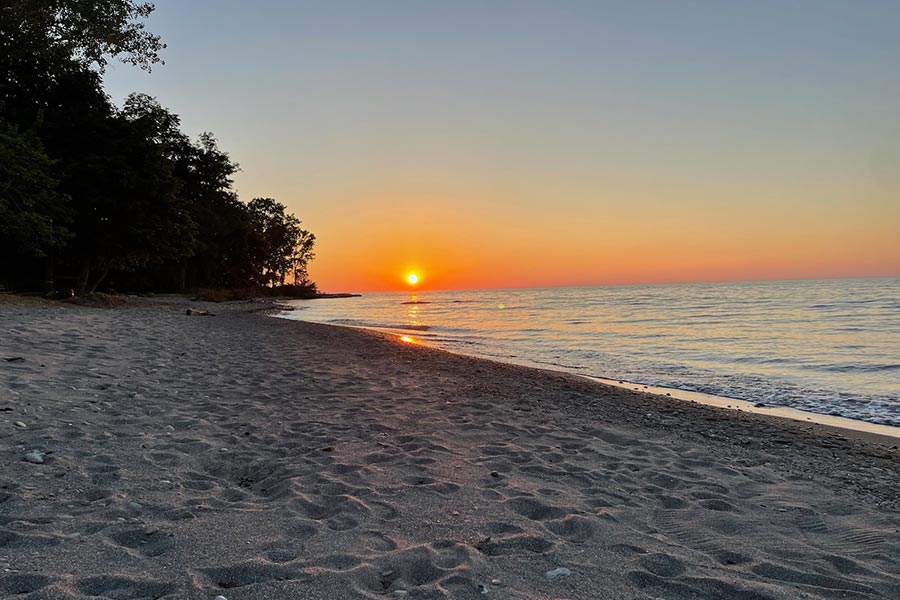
[104,0,900,292]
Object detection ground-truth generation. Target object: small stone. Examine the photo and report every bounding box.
[545,567,572,580]
[128,501,143,511]
[214,596,228,600]
[451,511,460,516]
[490,471,499,478]
[14,421,26,428]
[23,451,45,464]
[491,579,501,585]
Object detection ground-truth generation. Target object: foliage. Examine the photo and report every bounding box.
[247,197,316,287]
[2,0,165,72]
[0,4,317,294]
[0,125,70,258]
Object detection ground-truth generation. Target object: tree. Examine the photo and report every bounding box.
[32,84,196,293]
[173,131,252,290]
[0,124,71,291]
[1,0,164,73]
[0,4,319,294]
[246,197,316,287]
[1,1,164,132]
[70,108,198,293]
[0,125,69,257]
[290,225,316,286]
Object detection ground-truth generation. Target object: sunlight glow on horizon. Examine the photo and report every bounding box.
[103,2,900,293]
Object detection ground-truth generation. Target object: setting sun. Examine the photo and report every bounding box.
[406,273,419,285]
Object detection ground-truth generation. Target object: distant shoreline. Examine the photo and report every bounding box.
[310,292,362,299]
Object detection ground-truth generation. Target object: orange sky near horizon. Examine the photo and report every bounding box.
[296,174,900,293]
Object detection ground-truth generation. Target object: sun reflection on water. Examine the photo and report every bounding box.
[406,292,423,329]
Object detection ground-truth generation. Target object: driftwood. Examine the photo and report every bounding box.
[185,308,215,317]
[244,303,297,314]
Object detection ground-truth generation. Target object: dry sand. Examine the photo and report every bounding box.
[1,297,898,599]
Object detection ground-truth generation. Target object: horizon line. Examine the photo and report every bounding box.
[320,272,900,295]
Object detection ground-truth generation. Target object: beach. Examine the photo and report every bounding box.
[2,297,899,599]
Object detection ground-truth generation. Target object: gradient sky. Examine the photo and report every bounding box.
[104,0,900,292]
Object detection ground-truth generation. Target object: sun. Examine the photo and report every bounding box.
[406,273,419,285]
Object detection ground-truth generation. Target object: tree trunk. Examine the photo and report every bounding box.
[178,264,186,292]
[77,258,91,295]
[43,253,55,296]
[88,264,110,294]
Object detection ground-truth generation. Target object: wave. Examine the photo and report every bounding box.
[818,363,900,373]
[327,319,432,331]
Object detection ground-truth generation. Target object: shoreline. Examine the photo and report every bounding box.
[276,313,900,443]
[2,297,898,599]
[586,376,900,442]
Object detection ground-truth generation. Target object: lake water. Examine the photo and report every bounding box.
[279,278,900,427]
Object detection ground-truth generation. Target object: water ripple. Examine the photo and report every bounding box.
[283,277,900,427]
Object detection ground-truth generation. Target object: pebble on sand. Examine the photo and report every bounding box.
[23,451,45,464]
[214,596,228,600]
[14,421,26,428]
[545,567,572,580]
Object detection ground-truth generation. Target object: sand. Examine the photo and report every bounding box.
[1,297,899,599]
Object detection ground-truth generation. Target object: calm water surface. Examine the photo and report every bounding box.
[281,278,900,426]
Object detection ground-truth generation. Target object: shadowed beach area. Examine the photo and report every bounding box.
[2,297,899,599]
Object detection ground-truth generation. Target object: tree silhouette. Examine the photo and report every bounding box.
[0,2,318,296]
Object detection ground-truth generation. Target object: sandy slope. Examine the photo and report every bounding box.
[1,297,898,599]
